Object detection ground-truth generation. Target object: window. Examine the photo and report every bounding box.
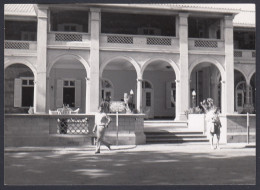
[166,81,176,108]
[237,93,243,107]
[170,82,176,108]
[188,17,221,39]
[57,23,83,32]
[146,92,151,106]
[138,27,161,35]
[63,80,75,107]
[14,78,34,107]
[21,32,36,41]
[56,79,81,108]
[142,81,152,89]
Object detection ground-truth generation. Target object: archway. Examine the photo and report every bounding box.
[101,57,139,106]
[190,62,222,111]
[142,59,178,119]
[5,63,35,113]
[48,55,88,112]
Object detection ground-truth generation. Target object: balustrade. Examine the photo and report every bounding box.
[234,50,256,59]
[4,40,37,50]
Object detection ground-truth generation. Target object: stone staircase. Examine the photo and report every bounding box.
[144,120,209,144]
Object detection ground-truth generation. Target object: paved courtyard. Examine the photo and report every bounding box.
[4,144,255,185]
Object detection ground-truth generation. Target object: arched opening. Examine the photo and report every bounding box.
[234,70,246,113]
[5,64,35,113]
[190,63,222,111]
[49,56,87,112]
[101,57,138,106]
[250,73,256,113]
[142,60,176,119]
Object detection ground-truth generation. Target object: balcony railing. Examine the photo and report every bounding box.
[48,32,91,47]
[188,38,224,51]
[4,40,37,50]
[234,50,256,59]
[101,34,178,50]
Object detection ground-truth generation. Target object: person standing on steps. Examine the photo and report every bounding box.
[93,101,112,154]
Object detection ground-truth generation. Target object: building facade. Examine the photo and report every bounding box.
[4,4,256,120]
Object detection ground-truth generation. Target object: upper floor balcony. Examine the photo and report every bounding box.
[4,20,37,55]
[4,8,255,60]
[234,49,256,60]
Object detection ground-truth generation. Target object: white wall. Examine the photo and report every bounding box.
[49,68,87,112]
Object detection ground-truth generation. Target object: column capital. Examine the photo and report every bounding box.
[90,8,101,13]
[224,15,234,28]
[224,14,235,20]
[179,12,189,26]
[178,12,189,18]
[90,8,101,21]
[137,78,143,82]
[37,7,48,19]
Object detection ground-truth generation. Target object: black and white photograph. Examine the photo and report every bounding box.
[2,1,257,187]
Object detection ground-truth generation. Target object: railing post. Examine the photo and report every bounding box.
[247,112,249,144]
[116,111,119,145]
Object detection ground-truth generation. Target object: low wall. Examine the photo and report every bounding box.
[4,113,146,147]
[187,114,255,144]
[226,114,256,143]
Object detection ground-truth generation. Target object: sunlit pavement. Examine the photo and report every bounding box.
[4,143,255,185]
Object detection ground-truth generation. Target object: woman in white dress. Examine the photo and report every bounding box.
[93,102,112,154]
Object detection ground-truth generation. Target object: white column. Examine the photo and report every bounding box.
[85,77,91,113]
[175,79,181,120]
[221,80,226,113]
[224,15,235,114]
[46,76,50,111]
[177,13,189,121]
[35,6,48,113]
[136,78,143,113]
[89,8,101,112]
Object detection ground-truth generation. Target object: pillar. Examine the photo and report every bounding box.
[85,77,91,113]
[224,15,235,114]
[89,8,101,112]
[177,12,189,121]
[175,79,181,120]
[35,6,48,113]
[136,78,143,113]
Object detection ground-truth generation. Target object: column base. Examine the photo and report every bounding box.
[174,113,188,122]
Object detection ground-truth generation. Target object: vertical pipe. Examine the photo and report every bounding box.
[247,112,249,144]
[116,111,119,145]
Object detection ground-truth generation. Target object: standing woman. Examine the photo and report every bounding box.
[93,102,112,154]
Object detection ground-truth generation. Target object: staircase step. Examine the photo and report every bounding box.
[145,131,203,135]
[144,120,188,127]
[146,138,209,143]
[146,134,207,138]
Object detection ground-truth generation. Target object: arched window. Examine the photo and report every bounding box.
[142,81,152,89]
[235,81,251,113]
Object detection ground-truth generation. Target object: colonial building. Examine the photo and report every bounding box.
[4,4,256,121]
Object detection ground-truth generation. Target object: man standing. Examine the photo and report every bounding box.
[93,102,112,154]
